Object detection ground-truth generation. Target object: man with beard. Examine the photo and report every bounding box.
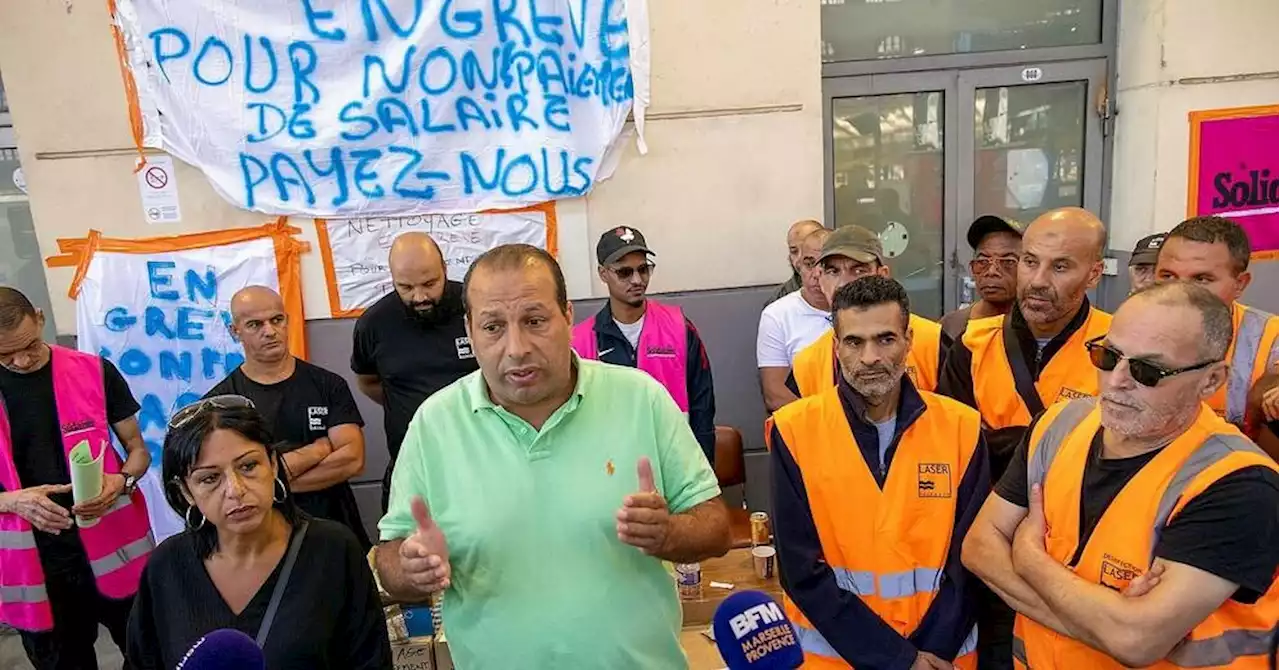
[571,227,716,463]
[936,206,1111,669]
[758,228,834,412]
[208,286,370,547]
[940,216,1024,343]
[771,276,988,669]
[375,244,730,669]
[962,282,1277,669]
[352,233,478,511]
[766,219,825,306]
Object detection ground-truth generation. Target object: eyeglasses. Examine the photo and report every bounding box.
[969,257,1018,274]
[168,395,256,429]
[610,263,654,280]
[1084,337,1217,388]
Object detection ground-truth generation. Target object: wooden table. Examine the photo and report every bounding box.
[679,547,784,669]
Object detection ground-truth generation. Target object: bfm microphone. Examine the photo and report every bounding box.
[175,628,265,670]
[712,590,804,669]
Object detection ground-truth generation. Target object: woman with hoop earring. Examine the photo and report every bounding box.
[126,396,390,669]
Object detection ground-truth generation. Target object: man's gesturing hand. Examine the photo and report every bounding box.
[2,484,73,534]
[398,496,451,595]
[616,457,671,556]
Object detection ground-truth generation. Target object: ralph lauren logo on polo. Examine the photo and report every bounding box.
[917,463,952,498]
[61,419,96,435]
[645,345,678,359]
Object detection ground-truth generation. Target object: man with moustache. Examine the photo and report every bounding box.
[766,219,825,306]
[940,216,1024,342]
[352,233,478,511]
[790,225,947,396]
[572,227,716,463]
[936,206,1111,668]
[759,228,834,412]
[208,286,370,547]
[1155,216,1278,432]
[375,244,730,669]
[962,283,1277,669]
[772,276,988,669]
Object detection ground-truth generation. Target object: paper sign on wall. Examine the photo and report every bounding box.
[135,154,182,224]
[316,202,555,317]
[110,0,650,217]
[1188,105,1279,260]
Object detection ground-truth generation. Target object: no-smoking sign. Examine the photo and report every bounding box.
[135,155,182,224]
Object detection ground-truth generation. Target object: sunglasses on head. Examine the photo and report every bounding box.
[610,263,654,280]
[168,395,256,430]
[1084,336,1217,388]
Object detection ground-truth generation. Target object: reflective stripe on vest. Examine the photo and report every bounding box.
[0,531,37,551]
[798,622,980,662]
[832,566,943,599]
[569,302,691,411]
[1016,401,1278,669]
[1224,306,1272,425]
[0,585,47,604]
[89,533,155,579]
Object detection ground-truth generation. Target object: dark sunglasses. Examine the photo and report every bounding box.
[610,263,654,280]
[168,394,256,430]
[969,257,1018,274]
[1085,336,1217,388]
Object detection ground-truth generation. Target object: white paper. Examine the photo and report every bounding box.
[135,154,182,224]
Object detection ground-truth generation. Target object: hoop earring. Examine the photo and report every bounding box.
[185,505,206,531]
[274,477,287,504]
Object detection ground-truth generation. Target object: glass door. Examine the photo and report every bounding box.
[824,59,1108,316]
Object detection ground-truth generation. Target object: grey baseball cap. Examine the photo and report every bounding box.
[818,225,884,265]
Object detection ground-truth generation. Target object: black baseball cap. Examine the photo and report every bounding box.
[1129,233,1166,266]
[597,226,655,265]
[966,215,1024,249]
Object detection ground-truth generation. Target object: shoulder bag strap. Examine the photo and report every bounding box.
[256,519,309,647]
[1002,317,1047,418]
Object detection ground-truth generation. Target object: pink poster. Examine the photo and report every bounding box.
[1188,105,1279,260]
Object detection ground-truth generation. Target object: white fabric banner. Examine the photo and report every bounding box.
[75,238,282,541]
[320,207,549,314]
[114,0,648,216]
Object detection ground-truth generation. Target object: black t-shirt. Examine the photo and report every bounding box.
[996,419,1279,602]
[126,518,391,670]
[351,282,477,459]
[0,356,140,576]
[207,360,369,548]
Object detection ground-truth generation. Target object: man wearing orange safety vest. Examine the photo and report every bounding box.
[1155,216,1279,441]
[790,225,947,397]
[0,287,154,669]
[936,206,1111,669]
[772,276,990,670]
[962,282,1277,669]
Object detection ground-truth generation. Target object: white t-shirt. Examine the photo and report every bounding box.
[756,290,831,368]
[614,316,645,351]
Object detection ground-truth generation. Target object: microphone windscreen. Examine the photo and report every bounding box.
[176,628,265,670]
[712,590,804,669]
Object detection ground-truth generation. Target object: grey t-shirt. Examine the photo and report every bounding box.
[872,414,897,474]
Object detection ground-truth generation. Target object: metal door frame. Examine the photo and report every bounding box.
[823,71,961,314]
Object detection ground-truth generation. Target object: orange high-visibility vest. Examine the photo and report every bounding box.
[774,386,981,669]
[1209,303,1279,427]
[961,309,1111,430]
[1013,399,1278,669]
[793,314,943,397]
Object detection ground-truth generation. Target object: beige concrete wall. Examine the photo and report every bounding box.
[0,0,824,335]
[1109,0,1279,251]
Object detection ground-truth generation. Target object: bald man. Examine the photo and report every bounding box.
[208,286,371,547]
[766,219,825,306]
[937,207,1112,669]
[351,233,478,511]
[758,227,834,412]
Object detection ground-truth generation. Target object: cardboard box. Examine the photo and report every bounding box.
[434,633,454,670]
[392,637,435,670]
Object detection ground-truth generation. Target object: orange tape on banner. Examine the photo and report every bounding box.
[106,0,148,172]
[315,201,559,319]
[46,219,311,360]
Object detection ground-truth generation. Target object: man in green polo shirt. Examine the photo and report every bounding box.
[375,244,732,669]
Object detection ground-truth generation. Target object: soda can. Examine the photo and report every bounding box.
[750,511,771,547]
[674,562,702,600]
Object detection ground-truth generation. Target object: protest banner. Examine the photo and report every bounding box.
[1187,105,1279,260]
[316,201,555,317]
[46,220,308,540]
[108,0,650,217]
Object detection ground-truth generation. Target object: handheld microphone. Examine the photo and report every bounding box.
[712,590,804,669]
[175,628,265,670]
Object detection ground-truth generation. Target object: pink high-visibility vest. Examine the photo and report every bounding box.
[0,345,153,632]
[571,301,690,412]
